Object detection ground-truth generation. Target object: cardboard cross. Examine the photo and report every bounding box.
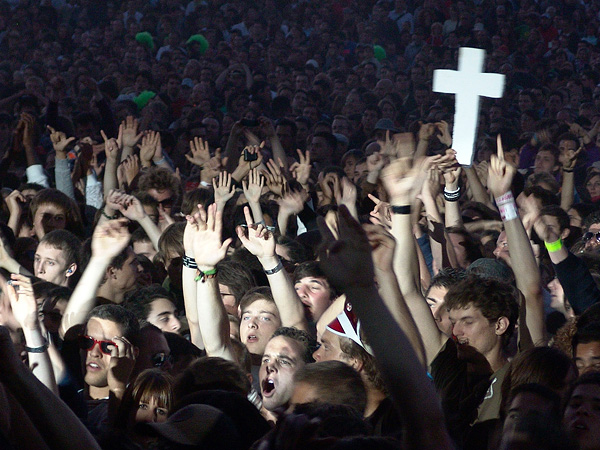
[433,47,505,165]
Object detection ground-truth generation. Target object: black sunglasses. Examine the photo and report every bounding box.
[583,231,600,243]
[152,352,172,368]
[78,335,116,355]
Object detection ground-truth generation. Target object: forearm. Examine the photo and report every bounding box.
[554,251,600,315]
[277,209,292,237]
[392,213,444,364]
[0,255,27,275]
[259,255,308,331]
[414,138,429,159]
[224,134,241,173]
[26,164,50,188]
[138,216,161,251]
[195,275,235,361]
[504,216,545,345]
[269,136,288,170]
[22,327,58,395]
[560,171,574,211]
[464,166,493,207]
[103,159,118,198]
[59,256,110,337]
[121,146,134,161]
[86,173,104,209]
[248,201,264,225]
[375,268,426,366]
[182,266,203,348]
[55,157,75,200]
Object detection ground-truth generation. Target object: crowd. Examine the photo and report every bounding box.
[3,0,600,449]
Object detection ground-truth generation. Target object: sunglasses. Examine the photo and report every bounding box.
[78,335,116,355]
[583,231,600,243]
[152,352,172,368]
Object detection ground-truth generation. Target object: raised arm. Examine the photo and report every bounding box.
[118,116,142,162]
[48,125,76,199]
[318,207,453,449]
[237,206,308,331]
[560,145,581,212]
[242,168,265,225]
[364,224,426,366]
[7,274,58,395]
[189,204,235,361]
[102,129,121,198]
[59,220,130,338]
[488,138,546,346]
[381,158,447,364]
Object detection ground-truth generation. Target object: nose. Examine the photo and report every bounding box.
[452,323,463,338]
[171,317,181,332]
[247,317,258,329]
[312,347,322,361]
[296,285,308,299]
[88,341,102,358]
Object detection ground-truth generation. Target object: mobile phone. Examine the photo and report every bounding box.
[241,118,259,127]
[244,148,258,162]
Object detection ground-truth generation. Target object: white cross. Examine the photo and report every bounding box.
[433,47,505,165]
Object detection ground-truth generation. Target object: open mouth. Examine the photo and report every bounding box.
[262,378,276,397]
[247,334,258,343]
[87,362,101,371]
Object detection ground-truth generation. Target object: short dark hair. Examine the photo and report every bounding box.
[86,304,140,346]
[239,286,275,313]
[294,360,367,413]
[425,268,467,297]
[124,284,176,325]
[539,205,570,234]
[216,260,256,306]
[30,188,83,236]
[444,275,520,346]
[181,188,213,216]
[39,229,81,267]
[313,131,337,151]
[293,261,337,299]
[173,357,251,401]
[522,185,559,207]
[573,324,600,354]
[271,327,316,363]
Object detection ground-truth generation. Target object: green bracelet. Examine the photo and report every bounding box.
[194,268,218,282]
[544,239,563,253]
[101,208,119,220]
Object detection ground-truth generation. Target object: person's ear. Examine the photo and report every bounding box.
[561,227,571,240]
[108,266,117,280]
[348,356,364,373]
[495,316,509,336]
[65,263,77,278]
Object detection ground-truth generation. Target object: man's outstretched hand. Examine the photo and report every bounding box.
[317,206,375,292]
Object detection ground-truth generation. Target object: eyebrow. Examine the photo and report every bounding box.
[156,311,173,317]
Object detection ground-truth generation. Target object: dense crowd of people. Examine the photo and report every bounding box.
[4,0,600,449]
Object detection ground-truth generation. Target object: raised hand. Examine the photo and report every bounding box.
[122,154,140,185]
[200,148,223,183]
[91,219,131,259]
[107,336,136,398]
[47,125,75,156]
[418,121,436,141]
[139,131,160,167]
[380,157,416,204]
[561,145,582,171]
[189,203,233,269]
[186,136,211,166]
[242,168,264,204]
[101,129,120,162]
[212,171,235,211]
[436,120,452,147]
[263,158,286,197]
[234,144,264,182]
[317,206,375,291]
[236,206,276,259]
[289,149,311,187]
[5,189,25,219]
[363,224,396,272]
[118,194,147,222]
[277,188,308,215]
[368,193,392,229]
[336,177,358,219]
[118,116,142,149]
[488,135,516,198]
[533,215,560,243]
[6,274,38,331]
[439,149,461,188]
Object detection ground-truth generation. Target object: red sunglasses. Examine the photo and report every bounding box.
[78,335,116,355]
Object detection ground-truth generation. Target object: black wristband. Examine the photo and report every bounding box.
[25,338,48,353]
[182,255,198,269]
[390,205,411,214]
